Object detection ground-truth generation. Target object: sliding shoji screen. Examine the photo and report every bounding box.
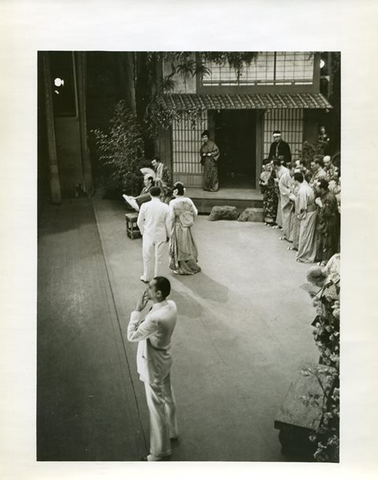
[263,109,304,161]
[172,110,208,188]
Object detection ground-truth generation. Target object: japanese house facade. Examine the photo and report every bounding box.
[155,52,332,190]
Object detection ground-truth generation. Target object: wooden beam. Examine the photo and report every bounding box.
[41,52,61,205]
[255,110,264,189]
[76,52,93,194]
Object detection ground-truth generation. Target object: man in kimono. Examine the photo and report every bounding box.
[200,130,220,192]
[273,159,294,242]
[123,174,155,212]
[323,155,339,183]
[268,131,292,165]
[314,179,340,265]
[152,156,173,204]
[293,172,318,263]
[127,276,178,461]
[309,157,327,187]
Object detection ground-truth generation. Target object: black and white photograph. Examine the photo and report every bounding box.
[1,2,378,480]
[37,50,341,462]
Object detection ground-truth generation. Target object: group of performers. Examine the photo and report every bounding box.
[123,128,340,280]
[259,148,340,265]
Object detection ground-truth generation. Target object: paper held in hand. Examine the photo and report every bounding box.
[123,195,140,212]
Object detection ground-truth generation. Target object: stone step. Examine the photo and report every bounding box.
[193,197,263,215]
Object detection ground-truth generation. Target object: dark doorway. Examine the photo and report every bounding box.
[213,110,256,188]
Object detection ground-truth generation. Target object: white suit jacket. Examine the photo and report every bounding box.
[137,197,171,243]
[127,300,177,384]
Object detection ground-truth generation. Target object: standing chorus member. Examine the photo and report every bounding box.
[309,157,327,187]
[273,159,294,242]
[314,179,340,265]
[268,130,292,166]
[127,277,178,461]
[288,168,301,251]
[259,159,278,227]
[137,186,171,283]
[323,155,339,183]
[293,172,318,263]
[168,182,201,275]
[200,130,220,192]
[152,157,173,204]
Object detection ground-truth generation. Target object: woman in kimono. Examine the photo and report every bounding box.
[259,159,278,226]
[294,172,319,263]
[200,130,220,192]
[314,179,340,265]
[168,182,201,276]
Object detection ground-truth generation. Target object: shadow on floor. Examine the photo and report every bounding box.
[173,272,230,304]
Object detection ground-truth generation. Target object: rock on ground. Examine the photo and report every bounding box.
[238,207,264,222]
[208,205,239,221]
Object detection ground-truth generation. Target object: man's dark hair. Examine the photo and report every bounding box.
[318,179,329,190]
[153,276,171,299]
[150,186,161,197]
[273,130,281,135]
[201,130,210,138]
[294,172,304,183]
[313,157,324,167]
[304,171,313,183]
[272,159,281,167]
[174,182,185,195]
[152,156,161,163]
[262,158,271,165]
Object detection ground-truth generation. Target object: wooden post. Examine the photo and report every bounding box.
[41,52,62,205]
[119,52,137,114]
[255,110,264,189]
[76,52,93,194]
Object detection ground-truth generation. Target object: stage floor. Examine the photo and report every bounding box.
[37,195,318,461]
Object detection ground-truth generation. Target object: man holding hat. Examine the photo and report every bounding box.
[268,130,292,166]
[200,130,220,192]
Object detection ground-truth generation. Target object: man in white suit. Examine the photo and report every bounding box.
[127,276,178,461]
[137,186,171,283]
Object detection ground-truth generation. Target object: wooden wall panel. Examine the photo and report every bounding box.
[263,109,304,161]
[172,111,208,187]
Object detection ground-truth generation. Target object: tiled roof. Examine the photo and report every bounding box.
[157,93,332,110]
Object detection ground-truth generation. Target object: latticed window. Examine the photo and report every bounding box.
[172,111,208,188]
[263,109,304,160]
[275,52,314,85]
[203,52,314,87]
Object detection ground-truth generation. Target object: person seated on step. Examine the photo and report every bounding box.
[123,174,155,212]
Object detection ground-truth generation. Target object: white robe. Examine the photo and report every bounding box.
[277,167,294,239]
[296,183,318,263]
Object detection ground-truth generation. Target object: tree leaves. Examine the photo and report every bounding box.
[91,101,145,196]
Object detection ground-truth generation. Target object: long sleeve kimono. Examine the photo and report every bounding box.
[168,196,201,275]
[296,183,318,263]
[200,140,220,192]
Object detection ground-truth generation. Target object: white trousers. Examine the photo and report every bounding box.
[144,375,178,458]
[142,235,166,281]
